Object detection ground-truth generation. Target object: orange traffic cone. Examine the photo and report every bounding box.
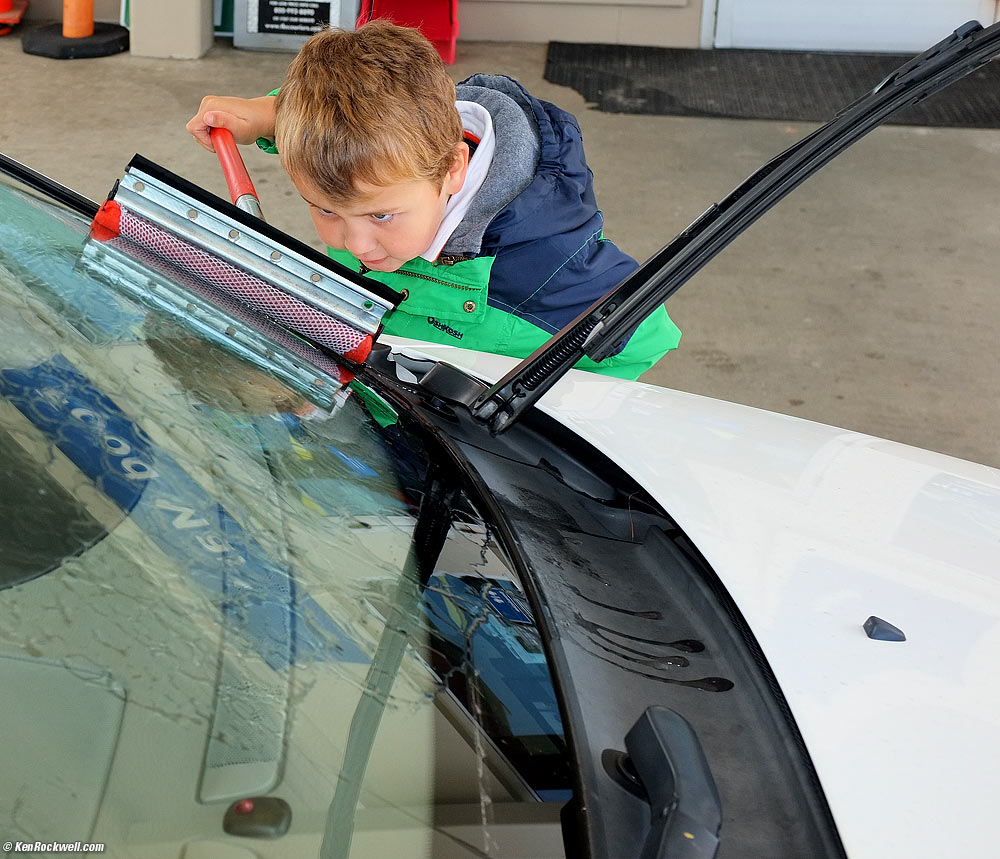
[0,0,29,37]
[62,0,93,37]
[22,0,128,58]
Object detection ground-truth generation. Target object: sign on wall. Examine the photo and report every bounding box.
[249,1,333,37]
[233,0,358,51]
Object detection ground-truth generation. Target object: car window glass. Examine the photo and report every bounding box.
[0,172,569,857]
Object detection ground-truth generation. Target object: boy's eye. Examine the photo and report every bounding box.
[370,213,394,223]
[318,208,335,216]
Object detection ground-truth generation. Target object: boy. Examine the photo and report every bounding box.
[186,21,680,380]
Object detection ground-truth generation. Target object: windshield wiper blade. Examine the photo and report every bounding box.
[471,19,1000,434]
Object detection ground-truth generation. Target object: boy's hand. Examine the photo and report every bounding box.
[186,95,277,152]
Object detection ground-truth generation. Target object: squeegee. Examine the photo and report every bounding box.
[90,129,401,364]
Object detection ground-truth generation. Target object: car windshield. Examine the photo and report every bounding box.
[0,168,570,857]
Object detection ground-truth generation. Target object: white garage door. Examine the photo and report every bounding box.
[713,0,997,51]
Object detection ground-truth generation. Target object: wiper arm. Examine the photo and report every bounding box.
[472,19,1000,434]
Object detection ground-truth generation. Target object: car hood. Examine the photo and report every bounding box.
[386,337,1000,859]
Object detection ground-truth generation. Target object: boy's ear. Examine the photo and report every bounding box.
[443,142,470,195]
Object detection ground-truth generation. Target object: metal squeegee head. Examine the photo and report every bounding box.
[90,158,400,363]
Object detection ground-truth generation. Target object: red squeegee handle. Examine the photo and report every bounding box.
[210,127,264,218]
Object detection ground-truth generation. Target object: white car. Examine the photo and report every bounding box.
[0,20,997,859]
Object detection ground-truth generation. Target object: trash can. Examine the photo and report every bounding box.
[233,0,360,52]
[357,0,459,64]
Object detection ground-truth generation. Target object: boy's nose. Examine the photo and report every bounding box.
[343,224,378,258]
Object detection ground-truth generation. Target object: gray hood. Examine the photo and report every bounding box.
[443,75,542,257]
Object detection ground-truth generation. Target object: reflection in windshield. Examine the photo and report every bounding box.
[0,427,113,589]
[0,173,569,857]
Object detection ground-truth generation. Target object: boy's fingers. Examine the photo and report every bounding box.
[206,111,254,145]
[185,111,218,151]
[185,122,215,152]
[187,111,241,152]
[187,96,274,149]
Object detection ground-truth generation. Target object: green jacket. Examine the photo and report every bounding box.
[329,248,680,380]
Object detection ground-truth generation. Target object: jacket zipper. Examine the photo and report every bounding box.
[359,263,479,290]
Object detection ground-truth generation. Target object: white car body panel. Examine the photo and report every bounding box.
[386,338,1000,859]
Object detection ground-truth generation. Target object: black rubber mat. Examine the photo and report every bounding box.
[544,42,1000,126]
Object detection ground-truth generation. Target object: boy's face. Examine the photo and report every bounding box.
[292,145,468,273]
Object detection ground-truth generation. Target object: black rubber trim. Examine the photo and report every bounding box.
[0,151,100,218]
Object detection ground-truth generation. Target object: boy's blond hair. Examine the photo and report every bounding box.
[275,21,463,202]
